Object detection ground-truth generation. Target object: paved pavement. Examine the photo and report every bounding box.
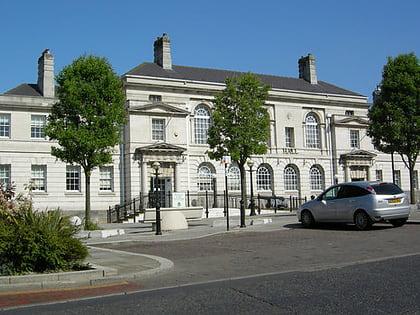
[1,205,419,309]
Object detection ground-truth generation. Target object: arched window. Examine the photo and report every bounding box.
[256,165,272,191]
[228,166,241,191]
[197,164,215,191]
[305,113,320,148]
[284,165,299,191]
[310,165,324,191]
[194,105,210,144]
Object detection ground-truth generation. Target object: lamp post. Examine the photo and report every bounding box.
[152,161,162,235]
[247,160,256,216]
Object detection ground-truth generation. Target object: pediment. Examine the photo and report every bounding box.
[131,102,190,115]
[340,149,377,159]
[135,142,186,154]
[335,116,369,126]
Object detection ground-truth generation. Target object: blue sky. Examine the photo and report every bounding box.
[1,0,419,102]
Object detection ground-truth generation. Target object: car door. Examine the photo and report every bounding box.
[334,185,357,221]
[335,185,370,221]
[311,186,341,221]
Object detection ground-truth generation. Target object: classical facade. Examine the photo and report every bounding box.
[1,34,418,221]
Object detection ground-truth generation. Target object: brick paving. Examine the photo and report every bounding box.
[0,282,144,308]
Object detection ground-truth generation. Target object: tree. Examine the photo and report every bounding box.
[368,53,420,204]
[207,73,271,226]
[45,55,126,229]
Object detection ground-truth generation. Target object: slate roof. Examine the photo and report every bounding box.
[125,62,364,97]
[3,84,42,97]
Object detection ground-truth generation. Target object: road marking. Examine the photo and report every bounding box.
[0,282,130,296]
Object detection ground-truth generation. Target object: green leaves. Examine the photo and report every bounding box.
[45,54,127,173]
[368,53,420,159]
[207,73,271,164]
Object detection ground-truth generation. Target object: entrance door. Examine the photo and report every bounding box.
[350,166,368,182]
[150,177,172,207]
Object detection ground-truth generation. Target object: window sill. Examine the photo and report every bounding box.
[65,191,83,196]
[31,191,48,195]
[99,191,115,195]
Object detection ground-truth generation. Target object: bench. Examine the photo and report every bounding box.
[143,207,204,223]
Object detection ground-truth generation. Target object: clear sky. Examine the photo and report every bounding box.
[1,0,419,102]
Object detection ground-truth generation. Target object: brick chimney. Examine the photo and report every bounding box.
[37,49,55,97]
[298,53,317,84]
[154,33,172,70]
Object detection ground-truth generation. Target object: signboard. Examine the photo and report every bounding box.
[222,156,231,164]
[172,192,186,208]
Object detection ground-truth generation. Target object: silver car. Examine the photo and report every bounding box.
[297,181,410,230]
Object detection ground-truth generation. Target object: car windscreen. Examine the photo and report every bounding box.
[372,183,403,195]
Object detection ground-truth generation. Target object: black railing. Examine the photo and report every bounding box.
[107,191,309,223]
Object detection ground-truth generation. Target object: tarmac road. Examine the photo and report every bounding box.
[3,224,420,314]
[97,222,420,290]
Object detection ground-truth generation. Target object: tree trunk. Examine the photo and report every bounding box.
[239,162,246,228]
[84,170,91,229]
[408,159,416,204]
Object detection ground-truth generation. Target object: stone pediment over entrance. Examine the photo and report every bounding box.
[341,149,376,159]
[135,143,186,164]
[340,149,377,167]
[131,102,189,115]
[135,142,186,154]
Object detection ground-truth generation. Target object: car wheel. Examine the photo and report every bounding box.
[354,211,372,230]
[390,218,407,227]
[301,210,315,228]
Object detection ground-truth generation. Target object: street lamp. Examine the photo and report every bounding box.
[247,160,256,216]
[152,161,162,235]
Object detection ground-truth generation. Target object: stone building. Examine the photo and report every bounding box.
[0,34,417,222]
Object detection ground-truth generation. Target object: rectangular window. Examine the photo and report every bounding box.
[152,119,165,141]
[0,164,11,186]
[414,170,419,190]
[0,114,10,137]
[31,165,46,191]
[285,127,294,148]
[31,115,46,138]
[345,110,354,116]
[350,130,359,148]
[66,165,80,191]
[394,170,401,187]
[99,166,113,191]
[376,170,383,182]
[149,95,162,102]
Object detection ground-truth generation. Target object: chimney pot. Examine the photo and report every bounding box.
[37,49,55,97]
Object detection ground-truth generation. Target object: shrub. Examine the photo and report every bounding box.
[0,184,88,275]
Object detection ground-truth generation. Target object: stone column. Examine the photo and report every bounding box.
[141,161,148,195]
[174,162,181,192]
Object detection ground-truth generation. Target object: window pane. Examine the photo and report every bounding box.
[31,165,46,191]
[66,166,80,191]
[100,166,113,191]
[228,166,241,191]
[194,106,210,144]
[285,127,294,148]
[149,95,162,102]
[310,166,323,190]
[256,166,272,191]
[284,166,298,190]
[376,170,383,181]
[0,164,11,186]
[393,170,401,187]
[305,113,320,148]
[31,115,46,138]
[197,165,214,191]
[0,114,10,137]
[152,119,165,141]
[350,130,359,148]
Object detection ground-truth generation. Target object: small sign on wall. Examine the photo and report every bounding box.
[172,192,186,207]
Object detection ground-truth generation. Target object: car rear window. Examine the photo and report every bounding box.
[371,183,403,195]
